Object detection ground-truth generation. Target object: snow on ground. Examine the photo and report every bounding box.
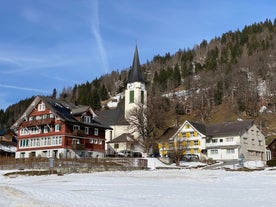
[0,165,276,207]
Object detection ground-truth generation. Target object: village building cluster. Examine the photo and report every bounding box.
[0,46,274,163]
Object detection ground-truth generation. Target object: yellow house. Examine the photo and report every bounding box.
[157,120,207,158]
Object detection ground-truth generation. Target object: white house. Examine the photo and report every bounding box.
[206,120,266,161]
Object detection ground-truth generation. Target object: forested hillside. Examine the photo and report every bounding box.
[1,19,276,140]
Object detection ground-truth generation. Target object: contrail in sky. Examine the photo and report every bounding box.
[0,84,50,93]
[91,0,109,74]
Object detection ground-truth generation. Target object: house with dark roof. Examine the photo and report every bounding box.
[267,138,276,160]
[0,129,17,156]
[95,46,147,156]
[205,120,266,161]
[11,96,111,159]
[157,120,266,162]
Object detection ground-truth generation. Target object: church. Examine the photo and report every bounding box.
[95,46,147,156]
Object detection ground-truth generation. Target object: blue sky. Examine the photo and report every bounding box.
[0,0,275,110]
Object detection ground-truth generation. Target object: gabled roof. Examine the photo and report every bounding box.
[95,108,129,126]
[107,133,135,143]
[158,126,179,142]
[127,46,145,83]
[206,120,254,137]
[267,137,276,148]
[43,97,78,123]
[11,96,111,130]
[189,121,207,134]
[0,129,14,136]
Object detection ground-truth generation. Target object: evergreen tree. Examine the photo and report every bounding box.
[173,64,181,87]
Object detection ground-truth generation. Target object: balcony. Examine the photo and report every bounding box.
[22,118,55,127]
[72,143,85,150]
[206,141,240,148]
[72,130,86,137]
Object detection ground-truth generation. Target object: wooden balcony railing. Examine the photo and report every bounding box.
[21,118,55,127]
[72,130,86,137]
[72,143,85,150]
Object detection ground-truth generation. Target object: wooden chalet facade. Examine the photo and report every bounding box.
[11,96,111,159]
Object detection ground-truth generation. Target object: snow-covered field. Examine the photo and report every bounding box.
[1,164,276,207]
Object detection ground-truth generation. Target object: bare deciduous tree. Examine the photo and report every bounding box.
[126,88,167,153]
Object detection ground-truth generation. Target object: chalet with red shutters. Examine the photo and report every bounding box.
[11,96,111,159]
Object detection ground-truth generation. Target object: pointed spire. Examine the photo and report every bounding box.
[127,45,145,83]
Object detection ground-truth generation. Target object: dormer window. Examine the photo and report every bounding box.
[82,115,91,123]
[38,103,46,111]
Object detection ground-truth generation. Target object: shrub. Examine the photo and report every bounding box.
[267,159,276,167]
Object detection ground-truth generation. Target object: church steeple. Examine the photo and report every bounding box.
[127,45,145,83]
[125,46,147,119]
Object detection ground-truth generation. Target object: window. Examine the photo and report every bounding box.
[210,149,218,155]
[212,139,218,143]
[58,136,62,145]
[194,140,198,146]
[226,137,234,142]
[38,103,45,111]
[82,116,91,123]
[73,125,80,131]
[226,149,235,154]
[44,126,50,133]
[114,143,119,149]
[85,127,89,135]
[109,131,112,140]
[259,140,263,146]
[141,91,144,104]
[47,137,51,145]
[94,128,98,136]
[42,151,47,157]
[129,91,134,103]
[252,139,255,145]
[251,130,254,135]
[89,139,94,144]
[20,128,28,135]
[55,124,61,132]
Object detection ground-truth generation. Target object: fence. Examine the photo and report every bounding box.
[0,157,148,173]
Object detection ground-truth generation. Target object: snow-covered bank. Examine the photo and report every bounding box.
[0,168,275,207]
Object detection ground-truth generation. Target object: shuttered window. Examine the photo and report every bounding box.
[130,91,134,103]
[141,91,144,104]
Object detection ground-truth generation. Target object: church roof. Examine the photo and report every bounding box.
[95,108,129,126]
[107,133,135,143]
[127,46,145,83]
